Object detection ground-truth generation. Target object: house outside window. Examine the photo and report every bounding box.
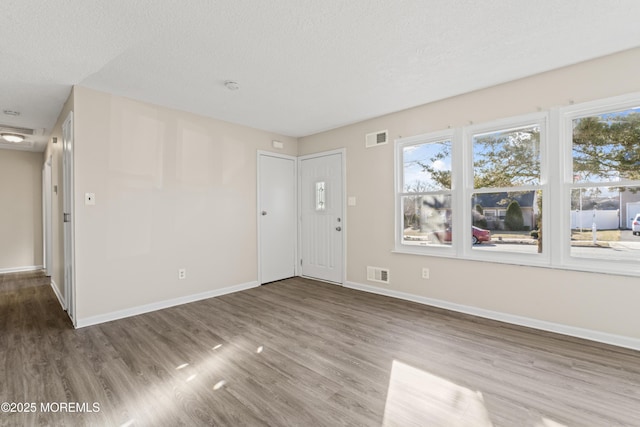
[468,118,546,256]
[483,209,496,221]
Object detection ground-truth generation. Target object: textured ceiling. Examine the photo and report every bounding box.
[2,0,640,151]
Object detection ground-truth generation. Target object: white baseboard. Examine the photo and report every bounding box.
[50,279,67,310]
[0,265,43,274]
[345,280,640,352]
[75,281,260,329]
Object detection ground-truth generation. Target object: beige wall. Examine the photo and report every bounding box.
[52,48,640,343]
[44,88,74,301]
[299,47,640,340]
[0,149,44,271]
[72,86,297,320]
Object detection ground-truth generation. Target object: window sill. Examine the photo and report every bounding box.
[391,247,640,277]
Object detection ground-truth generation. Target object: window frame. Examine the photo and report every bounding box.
[461,113,550,266]
[394,93,640,277]
[394,129,457,256]
[558,94,640,276]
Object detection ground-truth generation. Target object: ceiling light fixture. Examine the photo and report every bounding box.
[1,133,25,143]
[224,80,240,91]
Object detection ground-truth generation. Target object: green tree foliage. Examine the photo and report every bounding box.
[504,200,524,231]
[572,112,640,182]
[413,112,639,251]
[473,126,540,188]
[415,127,541,189]
[416,112,640,191]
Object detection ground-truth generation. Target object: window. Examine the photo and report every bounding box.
[394,92,640,276]
[484,209,496,220]
[315,181,326,211]
[396,93,640,276]
[395,115,547,261]
[565,104,640,266]
[396,131,454,249]
[469,122,544,255]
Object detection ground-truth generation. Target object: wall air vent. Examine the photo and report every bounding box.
[0,124,35,135]
[365,130,388,148]
[0,139,34,149]
[367,266,390,284]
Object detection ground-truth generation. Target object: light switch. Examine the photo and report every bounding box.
[85,193,96,205]
[348,196,356,206]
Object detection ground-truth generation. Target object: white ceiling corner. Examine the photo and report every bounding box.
[1,0,640,152]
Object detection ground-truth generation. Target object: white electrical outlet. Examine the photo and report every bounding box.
[422,268,430,279]
[178,268,186,280]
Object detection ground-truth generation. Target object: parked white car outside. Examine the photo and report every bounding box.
[632,213,640,236]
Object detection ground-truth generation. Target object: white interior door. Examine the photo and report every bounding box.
[62,112,76,323]
[258,153,297,284]
[300,151,344,284]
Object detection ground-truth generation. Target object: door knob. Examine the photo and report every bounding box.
[261,211,267,216]
[336,226,342,231]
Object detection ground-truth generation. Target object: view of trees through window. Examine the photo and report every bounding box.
[397,100,640,272]
[573,108,640,183]
[570,107,640,261]
[471,125,542,254]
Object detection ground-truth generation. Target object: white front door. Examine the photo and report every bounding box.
[258,153,297,284]
[62,112,76,324]
[299,151,344,284]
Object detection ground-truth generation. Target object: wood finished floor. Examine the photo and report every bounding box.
[1,272,640,426]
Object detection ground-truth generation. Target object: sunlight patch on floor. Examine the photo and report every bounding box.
[213,380,227,390]
[536,417,567,427]
[111,338,269,424]
[383,360,492,427]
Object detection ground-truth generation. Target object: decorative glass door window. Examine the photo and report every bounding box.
[316,181,326,211]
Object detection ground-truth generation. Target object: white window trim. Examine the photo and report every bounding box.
[394,129,456,256]
[557,93,640,276]
[395,113,550,266]
[394,91,640,277]
[461,112,550,266]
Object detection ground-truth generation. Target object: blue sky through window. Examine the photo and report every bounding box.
[403,140,451,192]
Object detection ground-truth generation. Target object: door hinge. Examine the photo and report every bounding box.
[300,259,303,266]
[63,213,71,223]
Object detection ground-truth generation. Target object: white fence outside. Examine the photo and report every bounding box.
[571,210,619,230]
